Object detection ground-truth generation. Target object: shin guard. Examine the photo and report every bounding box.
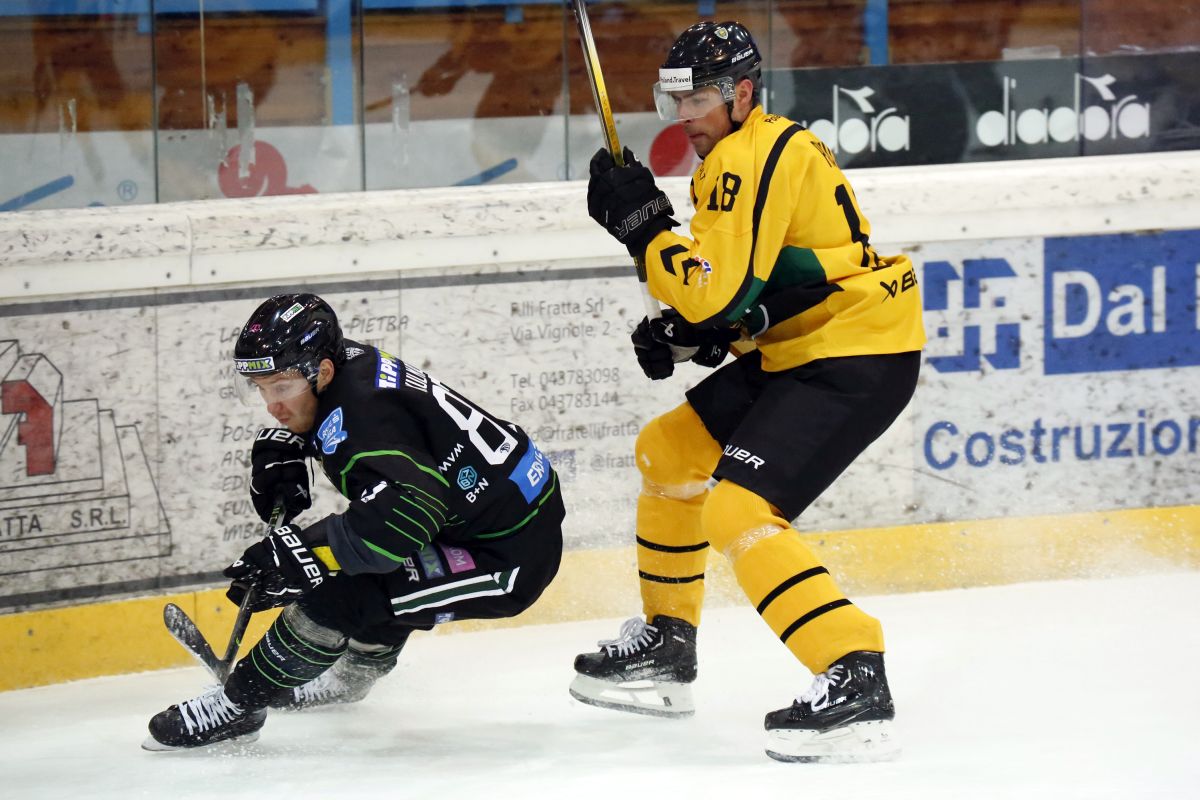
[225,604,348,710]
[634,403,722,628]
[701,480,884,674]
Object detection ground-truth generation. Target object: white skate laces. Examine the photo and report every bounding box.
[797,664,847,712]
[178,686,245,735]
[598,617,659,657]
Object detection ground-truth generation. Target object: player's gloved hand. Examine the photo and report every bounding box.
[631,316,677,380]
[587,147,679,258]
[250,428,311,524]
[632,309,740,379]
[223,524,330,612]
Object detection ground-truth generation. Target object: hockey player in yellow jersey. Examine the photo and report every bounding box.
[572,21,924,763]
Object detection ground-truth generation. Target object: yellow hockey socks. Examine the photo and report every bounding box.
[701,479,884,673]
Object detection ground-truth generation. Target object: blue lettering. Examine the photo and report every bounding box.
[999,429,1026,464]
[964,432,994,467]
[924,421,958,470]
[1105,423,1132,458]
[1072,426,1100,460]
[1152,421,1182,455]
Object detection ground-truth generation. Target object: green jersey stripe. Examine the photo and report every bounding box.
[339,449,449,497]
[397,495,440,530]
[390,508,432,540]
[474,473,559,539]
[402,482,448,511]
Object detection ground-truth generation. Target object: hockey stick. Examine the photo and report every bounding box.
[162,498,286,682]
[569,0,662,321]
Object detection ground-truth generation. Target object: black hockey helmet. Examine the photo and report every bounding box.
[233,293,344,386]
[654,21,762,120]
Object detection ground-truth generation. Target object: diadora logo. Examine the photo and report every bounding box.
[923,259,1022,373]
[800,85,909,155]
[1043,230,1200,374]
[317,407,348,455]
[977,73,1150,147]
[456,466,478,490]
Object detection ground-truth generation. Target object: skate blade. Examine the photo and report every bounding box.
[569,673,694,718]
[765,719,899,764]
[140,730,261,752]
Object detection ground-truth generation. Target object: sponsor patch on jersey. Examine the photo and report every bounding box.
[344,345,365,361]
[416,544,445,579]
[280,302,305,322]
[434,612,456,625]
[659,67,693,92]
[376,350,401,389]
[507,442,549,503]
[234,356,275,374]
[437,543,476,574]
[317,407,348,455]
[456,466,478,490]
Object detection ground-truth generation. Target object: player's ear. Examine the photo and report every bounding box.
[732,77,755,122]
[316,358,336,391]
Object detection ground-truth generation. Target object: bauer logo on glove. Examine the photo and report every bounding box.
[223,523,331,611]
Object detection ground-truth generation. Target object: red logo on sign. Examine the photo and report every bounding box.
[218,141,317,198]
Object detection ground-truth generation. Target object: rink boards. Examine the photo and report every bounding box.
[1,152,1198,689]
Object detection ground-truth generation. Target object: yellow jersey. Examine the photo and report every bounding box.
[644,106,926,372]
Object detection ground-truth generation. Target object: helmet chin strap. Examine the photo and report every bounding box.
[726,102,742,132]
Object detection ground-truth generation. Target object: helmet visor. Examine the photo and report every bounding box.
[653,80,734,121]
[233,368,312,407]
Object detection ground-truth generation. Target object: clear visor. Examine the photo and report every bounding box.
[233,368,312,407]
[652,80,734,121]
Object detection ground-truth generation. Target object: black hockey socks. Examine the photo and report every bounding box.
[225,605,348,710]
[273,635,408,710]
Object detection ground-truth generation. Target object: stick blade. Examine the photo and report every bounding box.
[163,603,221,679]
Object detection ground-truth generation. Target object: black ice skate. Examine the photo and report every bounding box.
[142,685,267,751]
[764,651,899,763]
[272,644,402,711]
[569,615,697,718]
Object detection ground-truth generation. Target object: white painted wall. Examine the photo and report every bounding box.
[3,151,1198,299]
[0,152,1197,611]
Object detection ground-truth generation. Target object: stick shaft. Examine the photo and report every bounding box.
[215,498,286,681]
[570,0,661,320]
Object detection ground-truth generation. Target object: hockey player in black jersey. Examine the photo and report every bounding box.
[145,293,564,750]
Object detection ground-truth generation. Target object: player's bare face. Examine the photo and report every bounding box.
[250,371,317,433]
[266,388,318,434]
[681,97,734,159]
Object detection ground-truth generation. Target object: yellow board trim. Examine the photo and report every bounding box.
[3,504,1198,692]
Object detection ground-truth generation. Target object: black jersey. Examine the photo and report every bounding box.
[305,342,557,575]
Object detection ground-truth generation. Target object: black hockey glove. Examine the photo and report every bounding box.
[223,524,331,612]
[250,428,311,524]
[587,147,679,258]
[631,309,740,380]
[631,317,676,380]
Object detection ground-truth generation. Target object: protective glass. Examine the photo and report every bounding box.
[652,80,733,121]
[233,368,312,407]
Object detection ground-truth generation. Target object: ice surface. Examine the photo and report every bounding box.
[2,572,1198,799]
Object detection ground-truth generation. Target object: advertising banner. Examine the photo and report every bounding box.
[772,51,1200,169]
[2,226,1197,609]
[914,229,1200,521]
